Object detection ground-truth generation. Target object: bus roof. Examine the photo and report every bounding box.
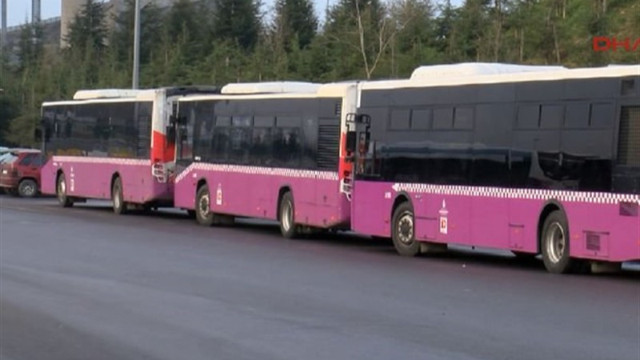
[409,62,566,80]
[363,64,640,91]
[181,82,356,102]
[73,89,149,100]
[221,81,322,94]
[44,86,219,107]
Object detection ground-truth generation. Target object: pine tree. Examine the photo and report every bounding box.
[273,0,318,51]
[448,0,492,61]
[16,22,44,72]
[213,0,261,51]
[65,0,109,53]
[388,0,439,77]
[0,95,17,145]
[324,0,391,79]
[111,0,164,69]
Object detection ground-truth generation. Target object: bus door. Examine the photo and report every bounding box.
[345,113,372,179]
[613,103,640,193]
[172,101,193,175]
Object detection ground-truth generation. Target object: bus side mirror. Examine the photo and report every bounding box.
[166,126,176,143]
[34,128,42,142]
[346,131,357,154]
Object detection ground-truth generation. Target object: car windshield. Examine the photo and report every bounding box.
[0,153,18,164]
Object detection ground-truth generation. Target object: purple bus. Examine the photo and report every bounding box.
[348,65,640,273]
[173,83,358,237]
[39,87,217,213]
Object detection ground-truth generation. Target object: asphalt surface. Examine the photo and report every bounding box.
[0,195,638,360]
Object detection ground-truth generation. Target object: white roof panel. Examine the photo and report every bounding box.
[221,81,322,94]
[363,64,639,91]
[73,89,148,100]
[410,62,566,80]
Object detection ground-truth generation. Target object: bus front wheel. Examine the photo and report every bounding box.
[195,185,214,226]
[541,210,586,274]
[391,202,420,256]
[112,177,127,215]
[279,192,298,239]
[56,173,73,208]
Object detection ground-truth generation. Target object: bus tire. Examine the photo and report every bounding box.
[541,210,585,274]
[112,177,127,215]
[195,184,214,226]
[391,202,420,256]
[279,192,298,239]
[56,173,73,208]
[18,179,38,198]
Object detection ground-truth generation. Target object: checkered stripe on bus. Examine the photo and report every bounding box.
[52,156,151,166]
[392,183,640,205]
[176,163,339,183]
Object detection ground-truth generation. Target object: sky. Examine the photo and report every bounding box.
[6,0,61,27]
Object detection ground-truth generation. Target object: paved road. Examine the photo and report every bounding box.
[0,195,638,360]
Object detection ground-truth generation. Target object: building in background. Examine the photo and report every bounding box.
[60,0,85,48]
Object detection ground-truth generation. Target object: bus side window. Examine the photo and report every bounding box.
[252,116,275,166]
[274,116,302,167]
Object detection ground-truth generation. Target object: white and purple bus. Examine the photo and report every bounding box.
[349,65,640,273]
[173,82,358,236]
[39,87,217,213]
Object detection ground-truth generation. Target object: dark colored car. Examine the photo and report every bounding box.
[0,149,43,197]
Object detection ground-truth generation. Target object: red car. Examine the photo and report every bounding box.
[0,149,43,197]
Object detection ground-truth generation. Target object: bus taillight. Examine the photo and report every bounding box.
[152,162,167,183]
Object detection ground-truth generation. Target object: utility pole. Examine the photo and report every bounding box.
[32,0,41,23]
[132,0,141,89]
[1,0,7,52]
[32,0,41,45]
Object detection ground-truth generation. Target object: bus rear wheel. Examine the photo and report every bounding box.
[196,185,215,226]
[279,192,298,239]
[56,173,73,208]
[112,177,127,215]
[541,210,586,274]
[392,202,420,256]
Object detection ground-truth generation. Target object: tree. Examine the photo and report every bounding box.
[16,22,44,72]
[63,0,110,87]
[213,0,261,51]
[65,0,110,53]
[110,0,164,69]
[388,0,439,77]
[0,96,18,145]
[272,0,318,51]
[447,0,491,61]
[323,0,393,79]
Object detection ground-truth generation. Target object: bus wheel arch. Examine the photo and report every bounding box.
[538,202,587,274]
[111,173,127,215]
[277,187,298,239]
[56,170,73,207]
[537,201,562,255]
[391,195,420,256]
